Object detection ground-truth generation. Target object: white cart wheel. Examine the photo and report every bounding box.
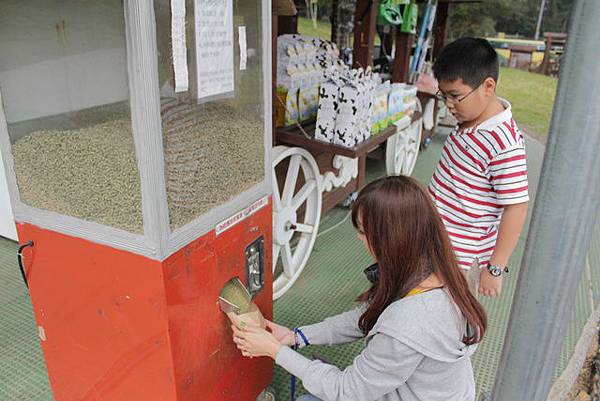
[272,146,322,300]
[386,99,423,176]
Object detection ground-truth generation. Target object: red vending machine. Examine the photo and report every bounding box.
[0,1,273,400]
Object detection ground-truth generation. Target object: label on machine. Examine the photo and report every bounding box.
[216,196,269,235]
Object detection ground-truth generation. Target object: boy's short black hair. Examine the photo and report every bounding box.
[432,37,499,88]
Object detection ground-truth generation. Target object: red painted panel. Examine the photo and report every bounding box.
[14,198,273,401]
[15,223,177,401]
[163,201,273,401]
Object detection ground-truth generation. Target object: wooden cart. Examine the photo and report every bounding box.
[270,0,430,299]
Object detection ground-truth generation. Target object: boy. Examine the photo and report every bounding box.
[428,37,529,297]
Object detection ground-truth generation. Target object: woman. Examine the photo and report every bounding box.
[232,175,487,401]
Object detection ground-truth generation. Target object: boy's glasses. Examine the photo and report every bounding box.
[435,84,481,104]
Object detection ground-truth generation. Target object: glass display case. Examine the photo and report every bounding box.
[0,0,271,260]
[1,0,142,233]
[154,0,266,231]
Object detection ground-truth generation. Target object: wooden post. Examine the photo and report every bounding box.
[542,34,551,75]
[278,15,298,35]
[432,1,450,61]
[383,26,396,58]
[352,0,379,69]
[392,32,414,83]
[357,155,367,189]
[331,0,339,43]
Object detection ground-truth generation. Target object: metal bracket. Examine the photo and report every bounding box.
[17,240,34,289]
[245,236,265,296]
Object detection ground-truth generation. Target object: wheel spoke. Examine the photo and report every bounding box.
[395,135,404,153]
[396,147,406,162]
[282,155,301,205]
[294,223,314,234]
[396,138,406,153]
[396,152,406,173]
[403,142,418,175]
[271,147,323,300]
[292,180,316,210]
[281,244,294,278]
[403,159,413,174]
[272,168,283,212]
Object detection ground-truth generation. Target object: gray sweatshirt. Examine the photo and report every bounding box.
[275,288,477,401]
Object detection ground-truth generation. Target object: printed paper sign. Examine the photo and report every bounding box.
[238,26,247,71]
[195,0,235,100]
[171,0,189,92]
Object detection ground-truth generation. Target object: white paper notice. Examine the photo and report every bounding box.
[195,0,234,100]
[171,0,189,93]
[238,26,247,71]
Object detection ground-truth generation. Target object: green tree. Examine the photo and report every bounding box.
[448,0,573,39]
[542,0,572,33]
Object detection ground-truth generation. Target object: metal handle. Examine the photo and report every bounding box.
[17,240,34,289]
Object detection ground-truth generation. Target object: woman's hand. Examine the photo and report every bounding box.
[232,324,283,359]
[266,320,295,346]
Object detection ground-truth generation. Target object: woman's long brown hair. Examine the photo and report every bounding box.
[351,175,487,345]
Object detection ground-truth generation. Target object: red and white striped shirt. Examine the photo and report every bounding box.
[428,99,529,269]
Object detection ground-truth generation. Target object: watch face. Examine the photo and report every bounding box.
[489,266,502,277]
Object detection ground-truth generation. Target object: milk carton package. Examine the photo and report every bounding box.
[404,85,418,106]
[334,81,361,147]
[275,63,303,127]
[334,111,358,147]
[315,78,341,142]
[307,63,322,118]
[335,69,382,146]
[315,111,336,142]
[284,87,299,126]
[388,83,407,123]
[309,83,321,119]
[299,83,319,121]
[314,66,377,146]
[353,70,372,143]
[277,34,347,129]
[277,34,340,82]
[333,77,365,147]
[318,79,340,111]
[337,81,360,117]
[277,62,303,91]
[359,72,378,142]
[372,82,390,134]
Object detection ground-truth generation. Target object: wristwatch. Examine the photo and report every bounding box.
[487,264,509,277]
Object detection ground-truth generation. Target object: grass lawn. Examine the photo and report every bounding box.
[298,17,332,40]
[497,67,558,137]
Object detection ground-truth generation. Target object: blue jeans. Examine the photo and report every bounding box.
[297,395,322,401]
